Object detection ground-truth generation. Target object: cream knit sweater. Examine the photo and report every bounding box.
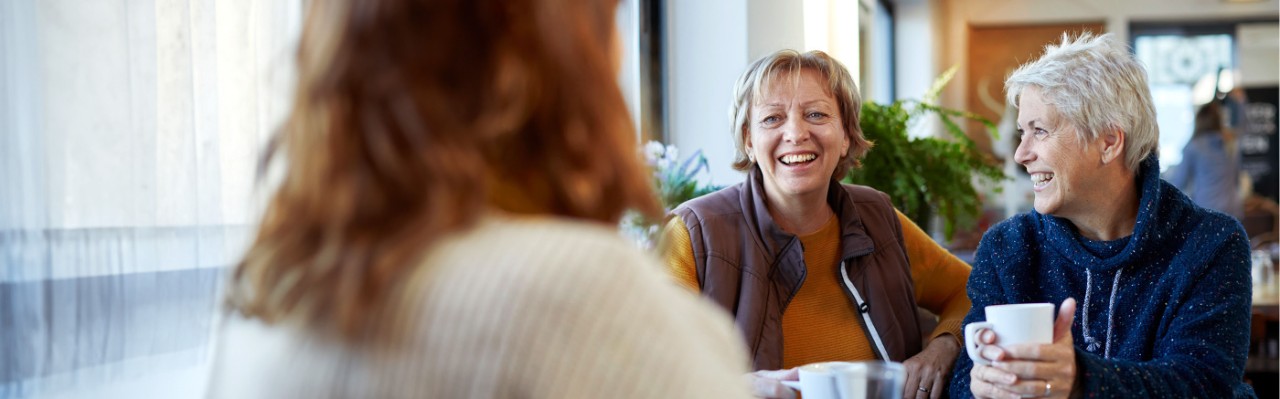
[207,214,753,398]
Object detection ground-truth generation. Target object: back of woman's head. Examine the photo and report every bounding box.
[1194,101,1225,135]
[229,0,658,340]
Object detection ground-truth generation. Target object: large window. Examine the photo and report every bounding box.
[1133,24,1237,171]
[863,0,895,104]
[1,1,301,397]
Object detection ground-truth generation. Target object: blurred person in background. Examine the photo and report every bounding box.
[1167,101,1244,220]
[953,33,1255,398]
[660,49,972,399]
[206,0,754,397]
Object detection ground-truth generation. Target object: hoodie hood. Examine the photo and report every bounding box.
[1036,155,1164,273]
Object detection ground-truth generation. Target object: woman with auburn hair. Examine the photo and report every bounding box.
[207,0,753,398]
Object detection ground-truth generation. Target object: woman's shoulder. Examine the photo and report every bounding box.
[674,183,743,217]
[988,211,1039,235]
[433,214,647,269]
[974,213,1040,258]
[1154,185,1249,255]
[836,184,901,234]
[1156,181,1244,235]
[408,213,675,321]
[391,214,753,399]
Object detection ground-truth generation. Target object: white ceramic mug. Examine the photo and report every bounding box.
[790,361,905,399]
[964,303,1054,365]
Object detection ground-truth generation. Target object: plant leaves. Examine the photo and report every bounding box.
[847,93,1007,241]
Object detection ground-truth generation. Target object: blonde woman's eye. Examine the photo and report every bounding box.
[761,115,781,125]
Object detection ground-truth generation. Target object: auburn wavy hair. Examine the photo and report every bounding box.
[228,0,660,340]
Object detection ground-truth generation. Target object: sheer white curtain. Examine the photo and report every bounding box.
[1,0,300,397]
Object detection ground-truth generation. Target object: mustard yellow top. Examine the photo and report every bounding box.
[659,209,971,369]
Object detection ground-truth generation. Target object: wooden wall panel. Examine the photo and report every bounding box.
[966,23,1105,157]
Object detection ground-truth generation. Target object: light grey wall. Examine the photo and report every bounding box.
[664,0,809,186]
[894,0,943,138]
[748,0,805,61]
[1238,22,1280,87]
[894,0,940,102]
[664,0,750,186]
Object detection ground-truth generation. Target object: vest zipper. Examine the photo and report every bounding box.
[840,260,890,360]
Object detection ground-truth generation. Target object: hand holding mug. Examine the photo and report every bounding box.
[968,298,1078,399]
[964,303,1055,365]
[746,368,798,399]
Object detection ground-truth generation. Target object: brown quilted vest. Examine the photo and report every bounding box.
[671,167,923,370]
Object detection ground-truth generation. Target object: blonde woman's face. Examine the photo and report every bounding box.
[746,70,849,206]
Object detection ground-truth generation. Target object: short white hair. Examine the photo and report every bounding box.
[1005,33,1158,171]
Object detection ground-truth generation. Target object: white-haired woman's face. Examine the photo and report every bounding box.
[1013,86,1108,219]
[746,69,849,205]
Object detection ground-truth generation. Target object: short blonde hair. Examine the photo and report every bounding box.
[1006,33,1159,171]
[729,50,872,179]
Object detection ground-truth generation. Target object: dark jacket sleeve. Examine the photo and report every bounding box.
[1072,232,1255,398]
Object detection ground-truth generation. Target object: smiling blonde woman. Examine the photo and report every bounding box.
[660,49,972,399]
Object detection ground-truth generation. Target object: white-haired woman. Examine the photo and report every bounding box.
[951,33,1256,398]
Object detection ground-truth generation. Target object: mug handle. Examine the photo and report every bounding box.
[964,322,994,366]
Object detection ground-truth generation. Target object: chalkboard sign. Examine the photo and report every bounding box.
[1242,87,1279,202]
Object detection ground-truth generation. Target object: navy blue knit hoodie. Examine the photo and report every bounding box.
[949,156,1256,398]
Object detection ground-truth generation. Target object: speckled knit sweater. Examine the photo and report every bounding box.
[949,156,1256,398]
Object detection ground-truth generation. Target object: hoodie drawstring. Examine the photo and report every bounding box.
[1104,267,1123,358]
[1081,268,1124,358]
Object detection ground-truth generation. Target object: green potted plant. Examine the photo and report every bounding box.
[846,67,1007,240]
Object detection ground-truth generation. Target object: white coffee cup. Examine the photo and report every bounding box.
[964,303,1054,365]
[791,361,905,399]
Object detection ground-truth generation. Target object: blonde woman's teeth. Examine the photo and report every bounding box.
[780,154,816,165]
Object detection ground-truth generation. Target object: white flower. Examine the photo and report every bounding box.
[656,157,672,170]
[643,141,666,165]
